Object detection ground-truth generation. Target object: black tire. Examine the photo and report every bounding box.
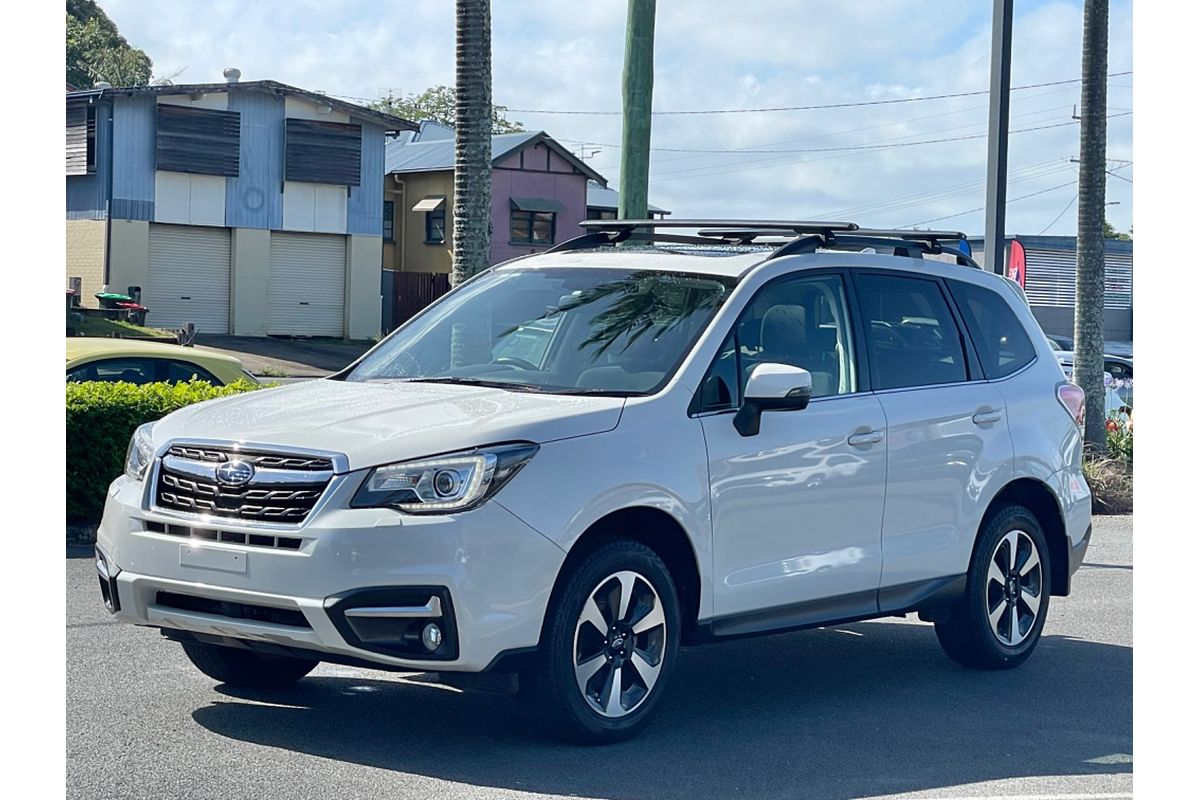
[180,642,318,688]
[522,539,681,745]
[935,505,1051,670]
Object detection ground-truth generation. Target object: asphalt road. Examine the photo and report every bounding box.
[66,516,1132,800]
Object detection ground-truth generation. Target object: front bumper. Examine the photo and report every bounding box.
[96,475,565,672]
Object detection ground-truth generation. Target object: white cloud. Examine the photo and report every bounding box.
[98,0,1132,235]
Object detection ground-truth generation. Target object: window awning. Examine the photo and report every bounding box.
[510,196,566,213]
[411,195,446,212]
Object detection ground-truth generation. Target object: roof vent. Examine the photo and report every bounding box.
[94,81,112,90]
[223,67,241,84]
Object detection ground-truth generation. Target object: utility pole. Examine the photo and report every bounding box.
[983,0,1014,275]
[618,0,656,221]
[1073,0,1110,450]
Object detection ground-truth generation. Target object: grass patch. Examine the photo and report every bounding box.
[1083,456,1133,514]
[257,365,290,378]
[69,316,176,340]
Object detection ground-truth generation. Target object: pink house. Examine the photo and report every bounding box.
[383,123,608,274]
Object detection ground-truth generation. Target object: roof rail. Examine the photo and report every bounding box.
[579,218,859,235]
[551,219,980,268]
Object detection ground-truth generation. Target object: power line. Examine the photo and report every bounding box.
[502,72,1132,116]
[905,181,1078,227]
[1039,193,1079,234]
[647,113,1130,183]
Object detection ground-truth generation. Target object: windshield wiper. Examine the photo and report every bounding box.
[396,376,547,393]
[395,377,634,397]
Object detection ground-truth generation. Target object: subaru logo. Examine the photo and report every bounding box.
[215,459,255,487]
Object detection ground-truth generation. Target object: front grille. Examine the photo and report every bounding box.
[144,520,303,550]
[154,444,335,524]
[155,591,311,628]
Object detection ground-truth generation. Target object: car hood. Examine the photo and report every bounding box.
[151,379,625,471]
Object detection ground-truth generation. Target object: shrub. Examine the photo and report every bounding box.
[66,379,262,523]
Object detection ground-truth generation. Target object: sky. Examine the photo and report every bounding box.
[98,0,1133,237]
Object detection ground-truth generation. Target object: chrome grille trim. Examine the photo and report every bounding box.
[152,441,344,525]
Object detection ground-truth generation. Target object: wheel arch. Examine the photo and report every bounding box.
[544,506,704,645]
[981,478,1070,596]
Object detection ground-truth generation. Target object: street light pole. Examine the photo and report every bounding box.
[983,0,1014,275]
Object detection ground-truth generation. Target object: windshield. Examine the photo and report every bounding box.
[347,267,737,395]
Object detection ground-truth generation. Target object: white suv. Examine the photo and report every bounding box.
[96,220,1092,744]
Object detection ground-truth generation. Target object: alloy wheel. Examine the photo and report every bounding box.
[986,529,1043,647]
[572,570,667,718]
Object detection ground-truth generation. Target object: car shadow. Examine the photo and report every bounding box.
[192,621,1131,800]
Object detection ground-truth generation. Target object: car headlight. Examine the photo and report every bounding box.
[124,422,156,482]
[352,443,538,514]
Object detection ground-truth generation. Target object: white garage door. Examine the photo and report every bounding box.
[145,224,231,333]
[268,232,347,337]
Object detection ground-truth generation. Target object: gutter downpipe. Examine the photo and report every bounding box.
[101,95,115,290]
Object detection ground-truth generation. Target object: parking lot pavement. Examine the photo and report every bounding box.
[66,516,1132,800]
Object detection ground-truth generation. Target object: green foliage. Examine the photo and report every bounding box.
[1102,219,1132,241]
[66,0,152,88]
[370,85,524,134]
[1106,424,1133,465]
[66,379,261,522]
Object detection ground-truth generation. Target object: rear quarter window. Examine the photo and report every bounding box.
[948,280,1037,379]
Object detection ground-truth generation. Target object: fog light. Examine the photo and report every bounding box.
[421,623,443,652]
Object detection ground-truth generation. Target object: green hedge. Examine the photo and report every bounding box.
[66,379,262,522]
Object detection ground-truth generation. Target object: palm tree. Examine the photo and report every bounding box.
[1073,0,1109,451]
[450,0,493,366]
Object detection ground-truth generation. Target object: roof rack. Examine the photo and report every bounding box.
[549,218,980,268]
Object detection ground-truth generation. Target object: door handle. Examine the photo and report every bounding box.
[972,409,1003,425]
[848,429,883,447]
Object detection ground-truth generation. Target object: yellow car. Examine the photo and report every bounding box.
[66,338,259,386]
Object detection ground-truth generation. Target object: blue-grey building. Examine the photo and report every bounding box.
[66,76,415,338]
[965,235,1133,346]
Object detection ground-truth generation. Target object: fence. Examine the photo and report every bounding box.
[383,270,452,334]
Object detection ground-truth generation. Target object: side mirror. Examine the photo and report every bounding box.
[733,363,813,437]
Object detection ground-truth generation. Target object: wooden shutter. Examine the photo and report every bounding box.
[284,119,362,185]
[66,101,88,175]
[155,104,241,177]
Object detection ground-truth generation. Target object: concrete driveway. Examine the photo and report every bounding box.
[66,516,1132,800]
[194,334,374,378]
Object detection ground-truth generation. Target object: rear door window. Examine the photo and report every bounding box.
[947,280,1037,379]
[165,360,221,385]
[855,273,968,390]
[67,358,158,384]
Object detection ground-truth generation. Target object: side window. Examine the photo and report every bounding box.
[695,273,856,412]
[72,358,158,385]
[165,360,221,385]
[695,331,740,412]
[856,274,968,390]
[948,280,1036,379]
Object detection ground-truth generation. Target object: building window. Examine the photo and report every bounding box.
[426,208,446,244]
[382,201,395,241]
[511,210,556,245]
[155,104,241,177]
[586,208,618,221]
[283,118,362,185]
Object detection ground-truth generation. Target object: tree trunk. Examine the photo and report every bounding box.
[451,0,493,367]
[1073,0,1108,451]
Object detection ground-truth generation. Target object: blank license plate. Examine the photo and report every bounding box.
[180,544,247,574]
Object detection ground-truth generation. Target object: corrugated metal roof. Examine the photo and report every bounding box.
[65,80,417,132]
[586,181,669,214]
[385,131,537,173]
[385,130,607,185]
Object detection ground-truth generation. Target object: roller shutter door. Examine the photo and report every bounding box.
[145,224,231,333]
[268,233,347,336]
[1023,247,1133,310]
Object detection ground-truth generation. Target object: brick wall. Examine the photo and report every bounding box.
[66,219,107,308]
